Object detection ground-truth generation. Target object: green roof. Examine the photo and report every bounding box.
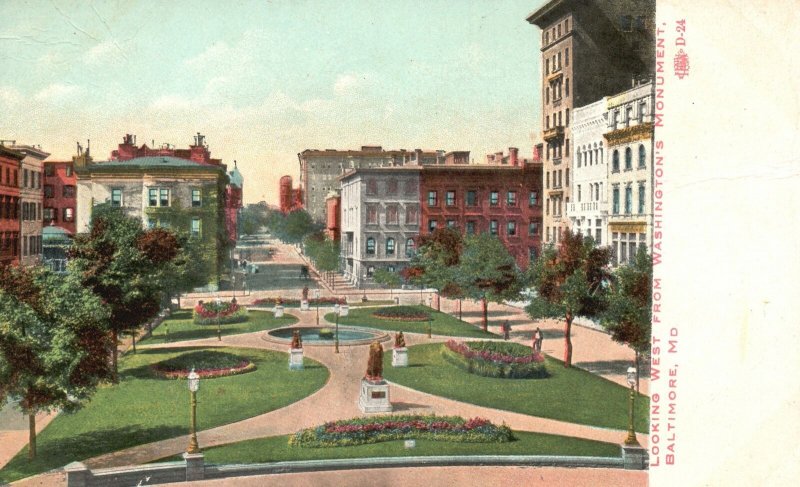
[85,156,224,171]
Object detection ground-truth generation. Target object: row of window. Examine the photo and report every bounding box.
[21,202,41,221]
[577,146,604,167]
[366,205,418,226]
[546,196,566,217]
[44,185,76,198]
[365,237,415,257]
[22,168,42,190]
[365,178,417,196]
[546,138,569,161]
[545,108,569,130]
[0,167,18,187]
[576,183,603,203]
[109,188,204,208]
[426,190,539,208]
[611,232,648,266]
[22,235,42,257]
[546,169,569,190]
[147,217,203,237]
[543,18,570,46]
[0,232,19,256]
[572,221,604,245]
[425,218,540,237]
[44,207,74,222]
[0,196,20,220]
[611,145,648,172]
[44,164,73,177]
[545,78,570,105]
[611,183,647,215]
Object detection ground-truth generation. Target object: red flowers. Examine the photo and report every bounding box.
[151,360,254,379]
[194,301,241,319]
[323,416,493,434]
[445,340,545,364]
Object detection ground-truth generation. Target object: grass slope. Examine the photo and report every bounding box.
[0,347,328,483]
[383,343,649,433]
[325,305,496,338]
[139,309,298,344]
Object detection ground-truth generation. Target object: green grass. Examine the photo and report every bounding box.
[139,309,298,344]
[0,347,328,483]
[383,343,649,434]
[325,305,496,338]
[164,431,620,463]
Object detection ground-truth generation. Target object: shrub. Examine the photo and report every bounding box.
[372,306,431,322]
[289,414,514,448]
[150,350,256,379]
[319,328,334,339]
[193,300,249,325]
[442,340,547,379]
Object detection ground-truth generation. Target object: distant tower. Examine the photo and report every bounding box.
[279,176,293,213]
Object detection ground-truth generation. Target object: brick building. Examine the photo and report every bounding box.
[278,175,303,213]
[43,159,78,235]
[11,144,49,266]
[527,0,655,248]
[0,145,23,266]
[419,148,544,269]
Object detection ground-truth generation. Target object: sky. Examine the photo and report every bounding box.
[0,0,545,204]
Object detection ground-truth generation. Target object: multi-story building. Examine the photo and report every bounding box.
[278,175,303,213]
[339,167,421,288]
[527,0,655,248]
[225,162,243,245]
[569,98,609,246]
[0,145,23,266]
[76,135,232,289]
[605,80,654,265]
[43,159,78,235]
[299,147,443,223]
[419,148,544,269]
[11,144,49,266]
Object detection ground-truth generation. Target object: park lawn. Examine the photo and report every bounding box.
[383,343,649,434]
[167,431,620,463]
[139,309,298,345]
[324,305,496,338]
[0,347,328,483]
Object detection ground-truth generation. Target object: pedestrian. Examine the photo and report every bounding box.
[533,327,542,353]
[503,320,511,340]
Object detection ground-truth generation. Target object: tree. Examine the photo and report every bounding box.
[526,229,611,367]
[373,268,402,297]
[0,265,112,460]
[283,209,316,244]
[303,232,339,288]
[602,247,652,391]
[412,228,464,311]
[458,234,522,332]
[68,205,180,380]
[239,204,270,236]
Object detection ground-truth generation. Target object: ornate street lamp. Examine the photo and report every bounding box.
[333,304,340,354]
[186,368,201,454]
[314,288,320,326]
[214,294,222,341]
[624,366,640,446]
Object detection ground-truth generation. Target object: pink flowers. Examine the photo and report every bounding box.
[194,301,241,319]
[445,340,545,364]
[152,360,254,379]
[323,416,493,434]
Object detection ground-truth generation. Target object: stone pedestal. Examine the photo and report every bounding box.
[289,348,304,370]
[340,304,349,317]
[274,305,284,318]
[392,347,408,367]
[394,297,400,305]
[621,444,649,470]
[300,300,310,311]
[358,378,393,413]
[183,452,205,481]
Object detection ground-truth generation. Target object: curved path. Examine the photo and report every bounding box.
[84,309,648,469]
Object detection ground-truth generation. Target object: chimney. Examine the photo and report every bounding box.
[414,148,422,165]
[509,147,519,166]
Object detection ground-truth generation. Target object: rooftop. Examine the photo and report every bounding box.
[83,156,225,171]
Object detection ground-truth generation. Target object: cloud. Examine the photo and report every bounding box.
[83,40,120,65]
[34,83,81,102]
[0,86,21,105]
[149,94,192,111]
[333,73,374,96]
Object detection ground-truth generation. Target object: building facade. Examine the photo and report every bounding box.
[299,147,443,223]
[12,144,49,266]
[569,98,609,246]
[419,149,544,269]
[225,163,244,244]
[527,0,655,248]
[605,81,654,265]
[339,167,421,288]
[0,146,23,266]
[43,159,78,235]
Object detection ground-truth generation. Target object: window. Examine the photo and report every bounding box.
[625,186,633,214]
[386,238,395,255]
[192,189,202,207]
[111,189,122,207]
[612,187,620,214]
[405,238,416,257]
[405,206,419,225]
[529,247,537,262]
[149,188,158,207]
[490,220,498,235]
[387,179,398,195]
[565,168,569,186]
[625,147,633,170]
[428,219,438,233]
[529,191,538,206]
[565,47,569,66]
[529,221,539,236]
[66,165,73,177]
[489,191,499,206]
[506,191,517,206]
[366,237,375,254]
[367,205,378,225]
[427,190,438,207]
[366,179,377,195]
[577,185,582,202]
[23,169,28,188]
[557,24,561,37]
[43,208,55,220]
[638,144,646,168]
[160,188,170,207]
[191,217,201,237]
[465,190,477,206]
[63,207,74,222]
[445,190,456,206]
[404,179,416,195]
[45,165,55,176]
[63,185,75,198]
[612,150,620,172]
[565,77,569,97]
[596,227,602,245]
[545,59,550,75]
[546,172,550,189]
[466,221,476,235]
[507,221,517,236]
[638,183,646,214]
[44,185,54,198]
[386,205,399,225]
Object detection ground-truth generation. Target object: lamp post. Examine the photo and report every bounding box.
[214,294,222,341]
[333,304,340,354]
[426,296,433,338]
[624,366,640,446]
[314,288,320,326]
[186,368,201,454]
[362,271,368,302]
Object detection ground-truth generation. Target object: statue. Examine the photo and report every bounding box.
[394,331,406,348]
[365,341,384,381]
[291,330,303,349]
[302,286,309,301]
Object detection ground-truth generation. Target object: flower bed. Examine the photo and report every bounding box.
[289,414,514,448]
[150,350,256,380]
[371,305,431,322]
[442,340,547,379]
[193,300,249,325]
[252,297,346,308]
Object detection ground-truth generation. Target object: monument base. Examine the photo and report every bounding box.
[392,347,408,367]
[274,305,284,318]
[358,378,393,413]
[289,348,304,370]
[300,300,310,311]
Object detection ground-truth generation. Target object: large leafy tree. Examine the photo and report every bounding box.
[602,247,652,391]
[283,209,317,244]
[303,232,339,288]
[526,229,611,367]
[411,228,464,311]
[68,205,180,380]
[372,268,402,297]
[458,233,521,332]
[0,265,112,460]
